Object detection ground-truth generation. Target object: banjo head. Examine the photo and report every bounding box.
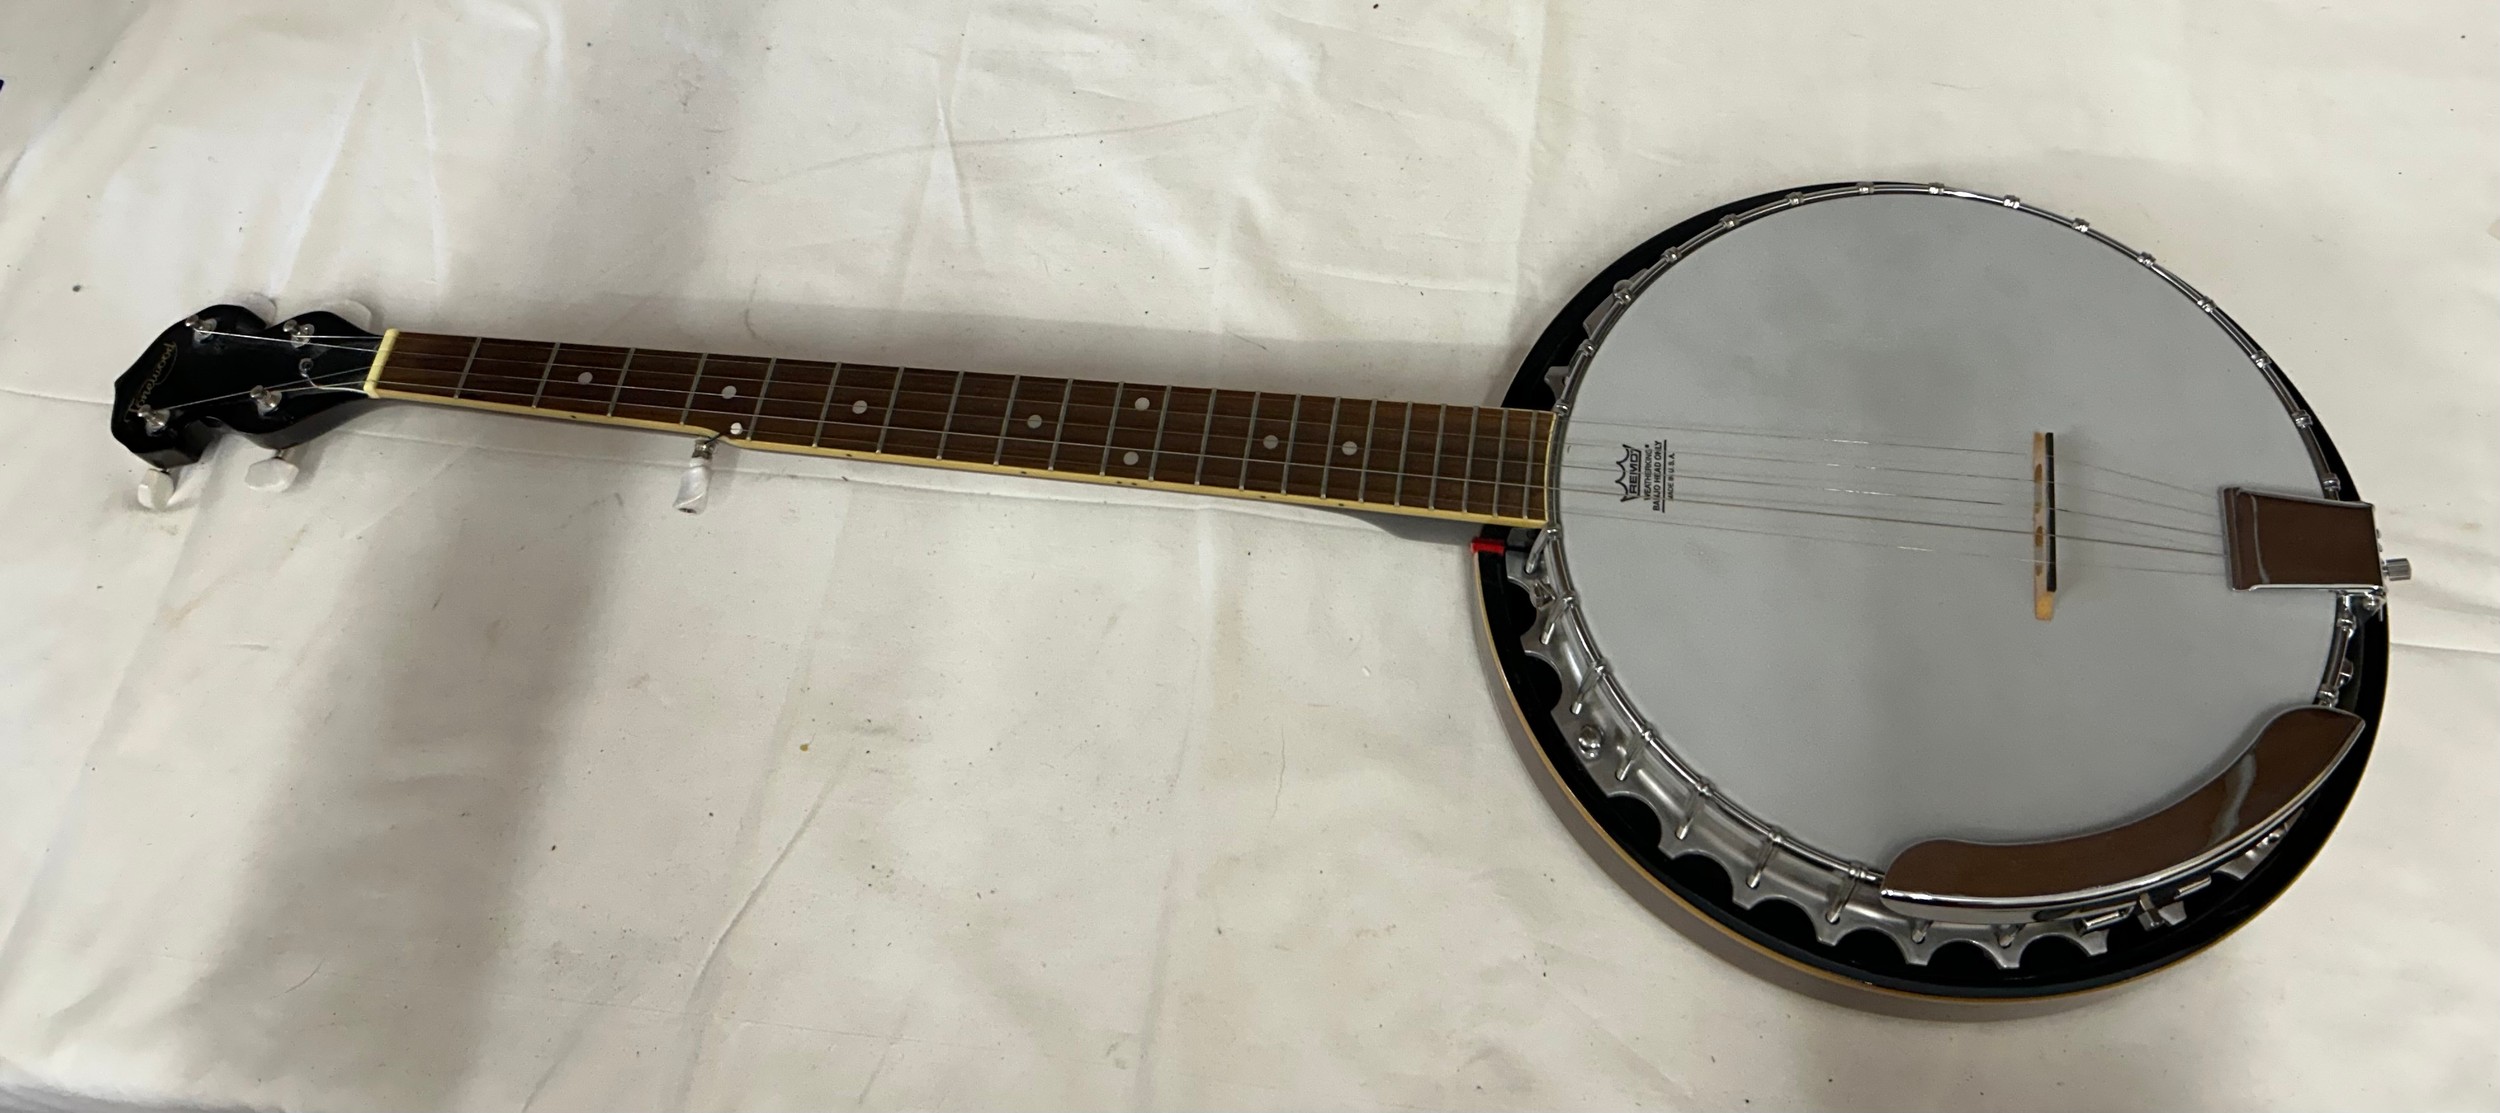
[1483,184,2386,1000]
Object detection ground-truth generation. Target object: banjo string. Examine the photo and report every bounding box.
[1551,459,2217,534]
[1556,500,2219,576]
[1549,481,2225,557]
[1563,414,2214,499]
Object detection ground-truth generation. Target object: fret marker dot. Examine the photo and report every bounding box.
[852,400,869,415]
[575,371,594,385]
[1027,414,1044,429]
[1134,397,1151,410]
[1341,440,1358,456]
[1263,434,1280,450]
[730,422,744,437]
[1122,451,1141,466]
[720,385,738,399]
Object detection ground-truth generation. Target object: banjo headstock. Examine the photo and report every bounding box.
[111,305,382,471]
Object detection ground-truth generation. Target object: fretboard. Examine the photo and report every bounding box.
[366,330,1551,526]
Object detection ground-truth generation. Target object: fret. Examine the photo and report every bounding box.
[1490,407,1510,520]
[678,354,708,426]
[1317,397,1343,498]
[811,363,841,447]
[603,347,634,417]
[1356,401,1379,503]
[1145,385,1175,480]
[1422,405,1447,512]
[873,370,904,454]
[749,357,779,432]
[933,370,967,459]
[1461,406,1481,516]
[1046,378,1076,471]
[528,343,562,409]
[1095,382,1125,475]
[1393,402,1413,507]
[1237,391,1262,490]
[1281,394,1305,495]
[1192,388,1218,486]
[453,335,483,399]
[993,375,1024,465]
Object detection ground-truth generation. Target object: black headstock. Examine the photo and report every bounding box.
[111,305,383,469]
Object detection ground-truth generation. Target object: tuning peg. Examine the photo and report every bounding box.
[244,451,300,493]
[135,467,179,511]
[674,439,717,514]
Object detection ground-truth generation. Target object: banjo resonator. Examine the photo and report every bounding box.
[109,182,2401,1001]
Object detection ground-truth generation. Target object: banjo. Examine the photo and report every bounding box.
[109,183,2399,1001]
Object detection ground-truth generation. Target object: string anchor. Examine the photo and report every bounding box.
[675,432,729,514]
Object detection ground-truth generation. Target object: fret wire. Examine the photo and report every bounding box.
[1238,391,1261,489]
[677,353,709,426]
[1393,402,1413,506]
[451,336,483,399]
[1319,396,1342,496]
[992,375,1023,466]
[1146,384,1174,478]
[1433,405,1452,510]
[1192,388,1217,487]
[873,371,905,454]
[528,342,562,409]
[934,370,967,459]
[603,347,635,417]
[749,356,780,431]
[1498,407,1515,520]
[1047,379,1074,471]
[810,362,842,447]
[1357,401,1378,502]
[1281,394,1303,495]
[1461,405,1480,513]
[1099,382,1127,474]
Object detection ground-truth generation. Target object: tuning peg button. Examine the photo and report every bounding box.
[136,468,178,511]
[244,452,300,493]
[674,442,714,514]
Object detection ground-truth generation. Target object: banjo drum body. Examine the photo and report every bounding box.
[1481,183,2388,999]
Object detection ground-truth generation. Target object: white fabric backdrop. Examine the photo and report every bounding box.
[2,1,2494,1109]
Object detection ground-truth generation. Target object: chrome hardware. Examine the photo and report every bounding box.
[250,385,282,416]
[140,407,170,434]
[2382,557,2412,582]
[1574,724,1604,761]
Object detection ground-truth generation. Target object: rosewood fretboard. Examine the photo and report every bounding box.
[366,330,1552,526]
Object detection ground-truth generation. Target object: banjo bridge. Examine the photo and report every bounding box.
[2032,431,2057,621]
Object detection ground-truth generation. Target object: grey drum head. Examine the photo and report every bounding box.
[1556,191,2335,866]
[1499,185,2387,995]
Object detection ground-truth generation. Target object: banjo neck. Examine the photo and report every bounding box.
[361,329,1553,528]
